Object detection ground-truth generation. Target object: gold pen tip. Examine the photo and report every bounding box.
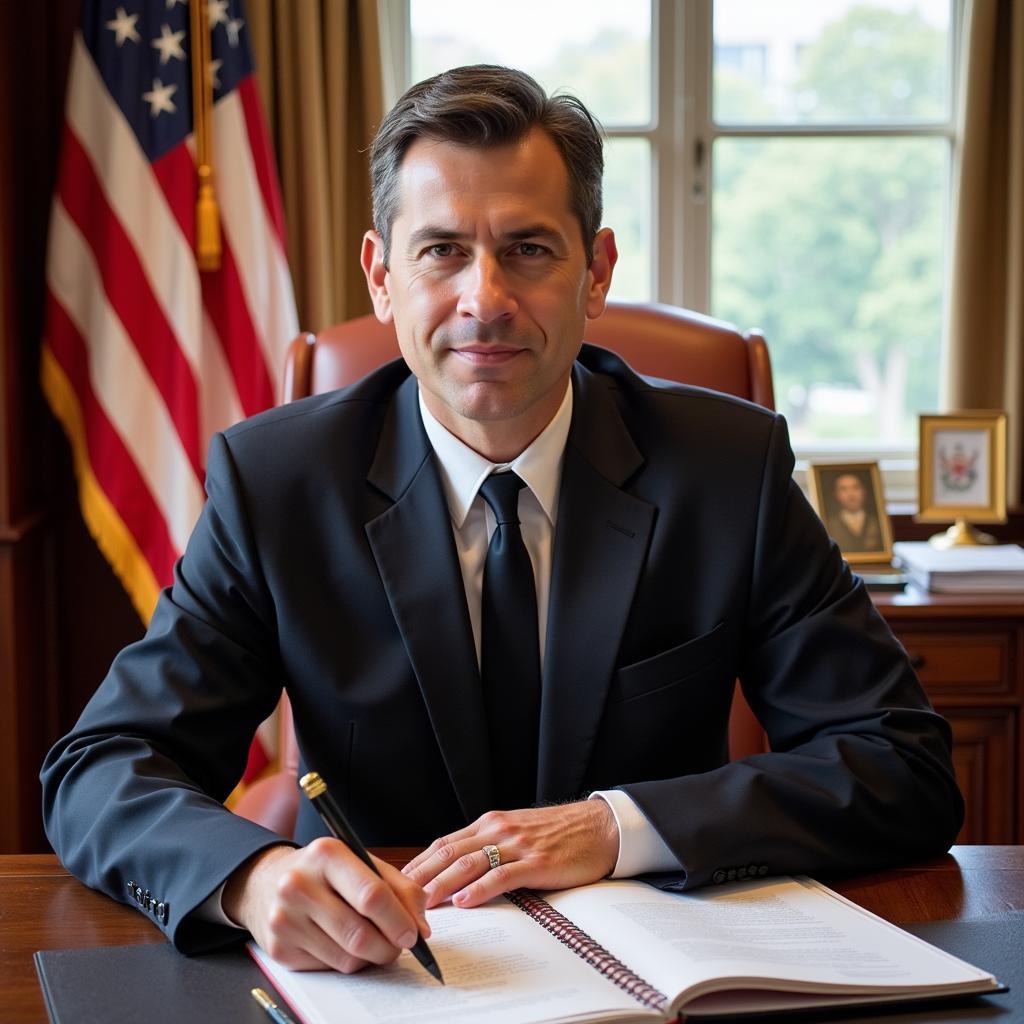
[251,987,273,1008]
[299,771,326,798]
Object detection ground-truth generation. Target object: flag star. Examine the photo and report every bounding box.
[106,6,140,46]
[207,0,229,28]
[208,58,223,90]
[225,16,245,46]
[151,23,187,65]
[142,78,178,116]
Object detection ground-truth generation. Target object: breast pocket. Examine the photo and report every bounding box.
[611,622,728,704]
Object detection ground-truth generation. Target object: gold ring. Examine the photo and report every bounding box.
[482,844,501,870]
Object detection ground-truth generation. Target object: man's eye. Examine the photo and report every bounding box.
[426,243,456,258]
[515,242,546,257]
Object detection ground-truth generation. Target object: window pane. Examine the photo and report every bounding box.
[711,137,948,445]
[604,139,651,301]
[713,0,952,125]
[410,0,652,126]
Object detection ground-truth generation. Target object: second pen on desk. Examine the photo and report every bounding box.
[298,771,444,984]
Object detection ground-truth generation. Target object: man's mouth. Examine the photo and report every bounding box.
[450,345,526,365]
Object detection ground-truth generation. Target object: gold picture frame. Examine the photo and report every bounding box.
[917,412,1007,531]
[808,461,893,565]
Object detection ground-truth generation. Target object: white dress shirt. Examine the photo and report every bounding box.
[418,385,681,878]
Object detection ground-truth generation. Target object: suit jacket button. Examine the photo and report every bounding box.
[727,869,737,881]
[737,867,748,879]
[759,864,769,876]
[712,869,726,884]
[749,864,759,877]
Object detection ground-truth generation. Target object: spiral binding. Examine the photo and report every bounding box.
[505,889,669,1013]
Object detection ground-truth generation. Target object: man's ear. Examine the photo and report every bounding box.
[361,230,394,323]
[585,228,618,320]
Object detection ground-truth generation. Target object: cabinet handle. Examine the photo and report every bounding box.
[909,653,926,670]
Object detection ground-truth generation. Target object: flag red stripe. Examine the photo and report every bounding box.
[200,248,277,416]
[58,127,204,479]
[46,293,180,585]
[151,145,276,416]
[238,76,288,249]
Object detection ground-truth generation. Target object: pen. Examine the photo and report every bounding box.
[299,771,444,984]
[252,987,298,1024]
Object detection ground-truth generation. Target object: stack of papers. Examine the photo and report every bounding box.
[893,542,1024,593]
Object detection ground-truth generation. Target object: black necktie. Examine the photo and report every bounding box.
[479,472,541,809]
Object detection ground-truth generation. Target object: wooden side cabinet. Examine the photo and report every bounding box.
[874,591,1024,844]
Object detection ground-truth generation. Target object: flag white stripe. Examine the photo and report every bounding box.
[47,200,206,553]
[199,310,246,447]
[214,90,299,375]
[65,36,246,442]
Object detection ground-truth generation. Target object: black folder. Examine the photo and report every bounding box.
[35,915,1020,1023]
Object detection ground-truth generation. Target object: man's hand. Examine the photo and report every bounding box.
[222,841,430,973]
[402,800,619,909]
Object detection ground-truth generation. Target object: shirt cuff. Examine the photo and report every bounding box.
[193,881,245,929]
[590,790,683,877]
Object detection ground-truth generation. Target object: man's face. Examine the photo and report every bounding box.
[362,127,616,457]
[834,474,866,513]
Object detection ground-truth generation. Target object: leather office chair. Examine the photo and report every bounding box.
[235,300,773,835]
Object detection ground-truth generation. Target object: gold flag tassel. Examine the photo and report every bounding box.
[190,0,221,271]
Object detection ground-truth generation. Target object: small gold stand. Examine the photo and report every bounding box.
[928,518,998,549]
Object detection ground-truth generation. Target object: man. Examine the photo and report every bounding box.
[826,471,883,554]
[42,66,962,977]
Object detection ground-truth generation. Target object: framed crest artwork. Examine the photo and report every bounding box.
[808,461,893,565]
[917,411,1007,544]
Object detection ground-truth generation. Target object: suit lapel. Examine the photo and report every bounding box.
[538,361,655,802]
[365,376,495,821]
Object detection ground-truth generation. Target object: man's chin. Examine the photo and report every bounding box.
[443,381,532,423]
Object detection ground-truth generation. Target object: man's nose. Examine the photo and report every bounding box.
[456,255,518,323]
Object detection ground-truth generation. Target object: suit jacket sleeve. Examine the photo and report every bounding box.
[41,432,295,953]
[620,413,964,889]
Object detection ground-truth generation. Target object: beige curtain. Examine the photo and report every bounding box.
[946,0,1024,505]
[247,0,384,332]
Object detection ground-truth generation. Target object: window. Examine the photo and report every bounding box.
[388,0,959,496]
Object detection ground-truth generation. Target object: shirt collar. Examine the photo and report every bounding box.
[417,382,573,529]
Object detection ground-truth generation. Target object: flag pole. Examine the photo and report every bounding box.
[190,0,221,271]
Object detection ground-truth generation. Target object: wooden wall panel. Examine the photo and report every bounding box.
[0,0,143,853]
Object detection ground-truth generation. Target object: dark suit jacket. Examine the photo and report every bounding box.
[41,345,963,954]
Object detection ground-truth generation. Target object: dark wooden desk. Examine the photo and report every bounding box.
[4,847,1022,1023]
[872,590,1024,844]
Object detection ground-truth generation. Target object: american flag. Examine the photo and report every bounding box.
[43,0,297,785]
[43,0,297,621]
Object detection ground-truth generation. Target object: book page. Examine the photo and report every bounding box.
[250,897,659,1024]
[546,877,995,1011]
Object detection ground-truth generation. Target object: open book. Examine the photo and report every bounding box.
[250,876,1003,1023]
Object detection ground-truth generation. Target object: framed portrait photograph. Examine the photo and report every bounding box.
[917,411,1007,524]
[808,461,893,565]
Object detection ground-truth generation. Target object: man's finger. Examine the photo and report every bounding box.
[403,834,481,886]
[312,840,425,954]
[402,825,481,876]
[375,857,432,938]
[451,859,529,908]
[421,847,497,908]
[295,913,376,973]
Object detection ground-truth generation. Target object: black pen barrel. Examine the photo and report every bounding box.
[299,771,444,984]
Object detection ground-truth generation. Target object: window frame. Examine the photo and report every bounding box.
[384,0,963,500]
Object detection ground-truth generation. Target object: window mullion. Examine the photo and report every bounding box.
[680,0,712,313]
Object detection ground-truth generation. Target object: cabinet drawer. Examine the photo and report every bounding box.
[891,630,1011,694]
